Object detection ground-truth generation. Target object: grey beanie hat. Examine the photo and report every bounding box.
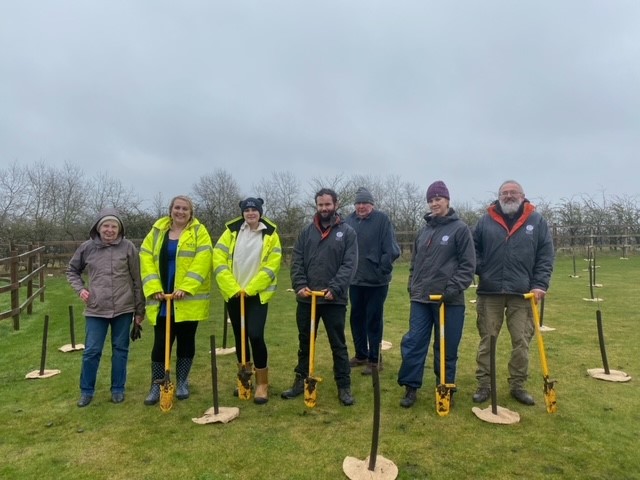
[354,187,375,205]
[97,215,121,230]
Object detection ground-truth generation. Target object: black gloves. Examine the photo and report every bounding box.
[443,288,459,303]
[130,323,142,341]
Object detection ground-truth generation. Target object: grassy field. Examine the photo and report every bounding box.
[0,252,638,480]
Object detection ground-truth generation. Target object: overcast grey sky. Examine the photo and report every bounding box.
[2,1,639,208]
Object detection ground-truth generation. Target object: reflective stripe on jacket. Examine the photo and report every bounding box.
[212,216,282,304]
[139,216,213,325]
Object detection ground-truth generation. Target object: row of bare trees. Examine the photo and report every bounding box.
[2,161,639,254]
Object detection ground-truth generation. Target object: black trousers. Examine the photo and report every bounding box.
[293,302,351,389]
[151,315,199,362]
[226,294,269,369]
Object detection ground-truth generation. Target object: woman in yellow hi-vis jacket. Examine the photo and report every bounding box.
[213,197,282,404]
[139,195,213,405]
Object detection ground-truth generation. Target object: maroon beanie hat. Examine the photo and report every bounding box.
[426,181,450,202]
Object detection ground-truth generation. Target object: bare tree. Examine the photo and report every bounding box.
[581,192,610,249]
[24,160,58,242]
[607,194,640,248]
[89,171,142,214]
[253,171,306,238]
[306,174,351,220]
[52,162,90,240]
[391,181,424,255]
[0,161,29,245]
[192,169,242,237]
[377,174,403,223]
[532,198,556,225]
[455,201,484,229]
[151,192,167,219]
[395,181,424,232]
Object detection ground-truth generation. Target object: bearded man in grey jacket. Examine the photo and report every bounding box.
[472,180,554,406]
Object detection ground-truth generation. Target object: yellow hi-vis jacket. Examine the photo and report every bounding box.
[140,216,213,325]
[212,216,282,303]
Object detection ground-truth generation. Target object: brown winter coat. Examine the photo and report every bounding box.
[67,208,145,319]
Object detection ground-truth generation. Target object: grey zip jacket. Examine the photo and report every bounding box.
[291,213,358,305]
[408,208,476,305]
[67,208,145,318]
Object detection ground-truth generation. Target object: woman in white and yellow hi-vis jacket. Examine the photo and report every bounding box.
[139,195,213,405]
[213,197,282,404]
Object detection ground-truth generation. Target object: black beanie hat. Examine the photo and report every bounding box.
[239,197,264,217]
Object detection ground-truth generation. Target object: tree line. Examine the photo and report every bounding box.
[2,160,639,253]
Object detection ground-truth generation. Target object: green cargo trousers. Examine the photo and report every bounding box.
[475,294,535,391]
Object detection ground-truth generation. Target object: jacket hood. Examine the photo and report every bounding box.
[90,207,125,241]
[424,207,459,225]
[225,215,278,235]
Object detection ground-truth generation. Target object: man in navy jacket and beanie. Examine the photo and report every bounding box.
[345,187,400,374]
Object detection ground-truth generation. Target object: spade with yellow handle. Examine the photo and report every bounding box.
[237,290,253,400]
[158,294,176,412]
[304,291,325,408]
[430,295,455,416]
[524,293,558,413]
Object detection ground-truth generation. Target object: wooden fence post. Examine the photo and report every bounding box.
[27,244,34,315]
[10,248,19,330]
[38,243,45,302]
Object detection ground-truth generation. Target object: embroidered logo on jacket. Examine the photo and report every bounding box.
[440,235,450,245]
[336,231,344,241]
[526,225,534,235]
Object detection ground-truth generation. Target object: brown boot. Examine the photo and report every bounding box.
[254,367,269,405]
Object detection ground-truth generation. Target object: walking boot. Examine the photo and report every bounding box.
[362,356,384,376]
[472,387,491,403]
[254,367,269,405]
[144,361,165,406]
[349,356,368,367]
[400,386,417,408]
[510,389,535,405]
[176,357,193,400]
[338,387,355,406]
[77,394,93,408]
[280,374,305,399]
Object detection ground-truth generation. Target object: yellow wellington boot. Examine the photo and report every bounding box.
[254,367,269,405]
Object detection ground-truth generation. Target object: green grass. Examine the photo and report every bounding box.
[1,253,638,479]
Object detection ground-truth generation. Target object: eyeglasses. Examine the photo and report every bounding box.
[499,190,523,197]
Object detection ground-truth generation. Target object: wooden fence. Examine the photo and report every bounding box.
[0,245,46,330]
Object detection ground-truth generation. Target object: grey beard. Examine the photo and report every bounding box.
[499,200,521,215]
